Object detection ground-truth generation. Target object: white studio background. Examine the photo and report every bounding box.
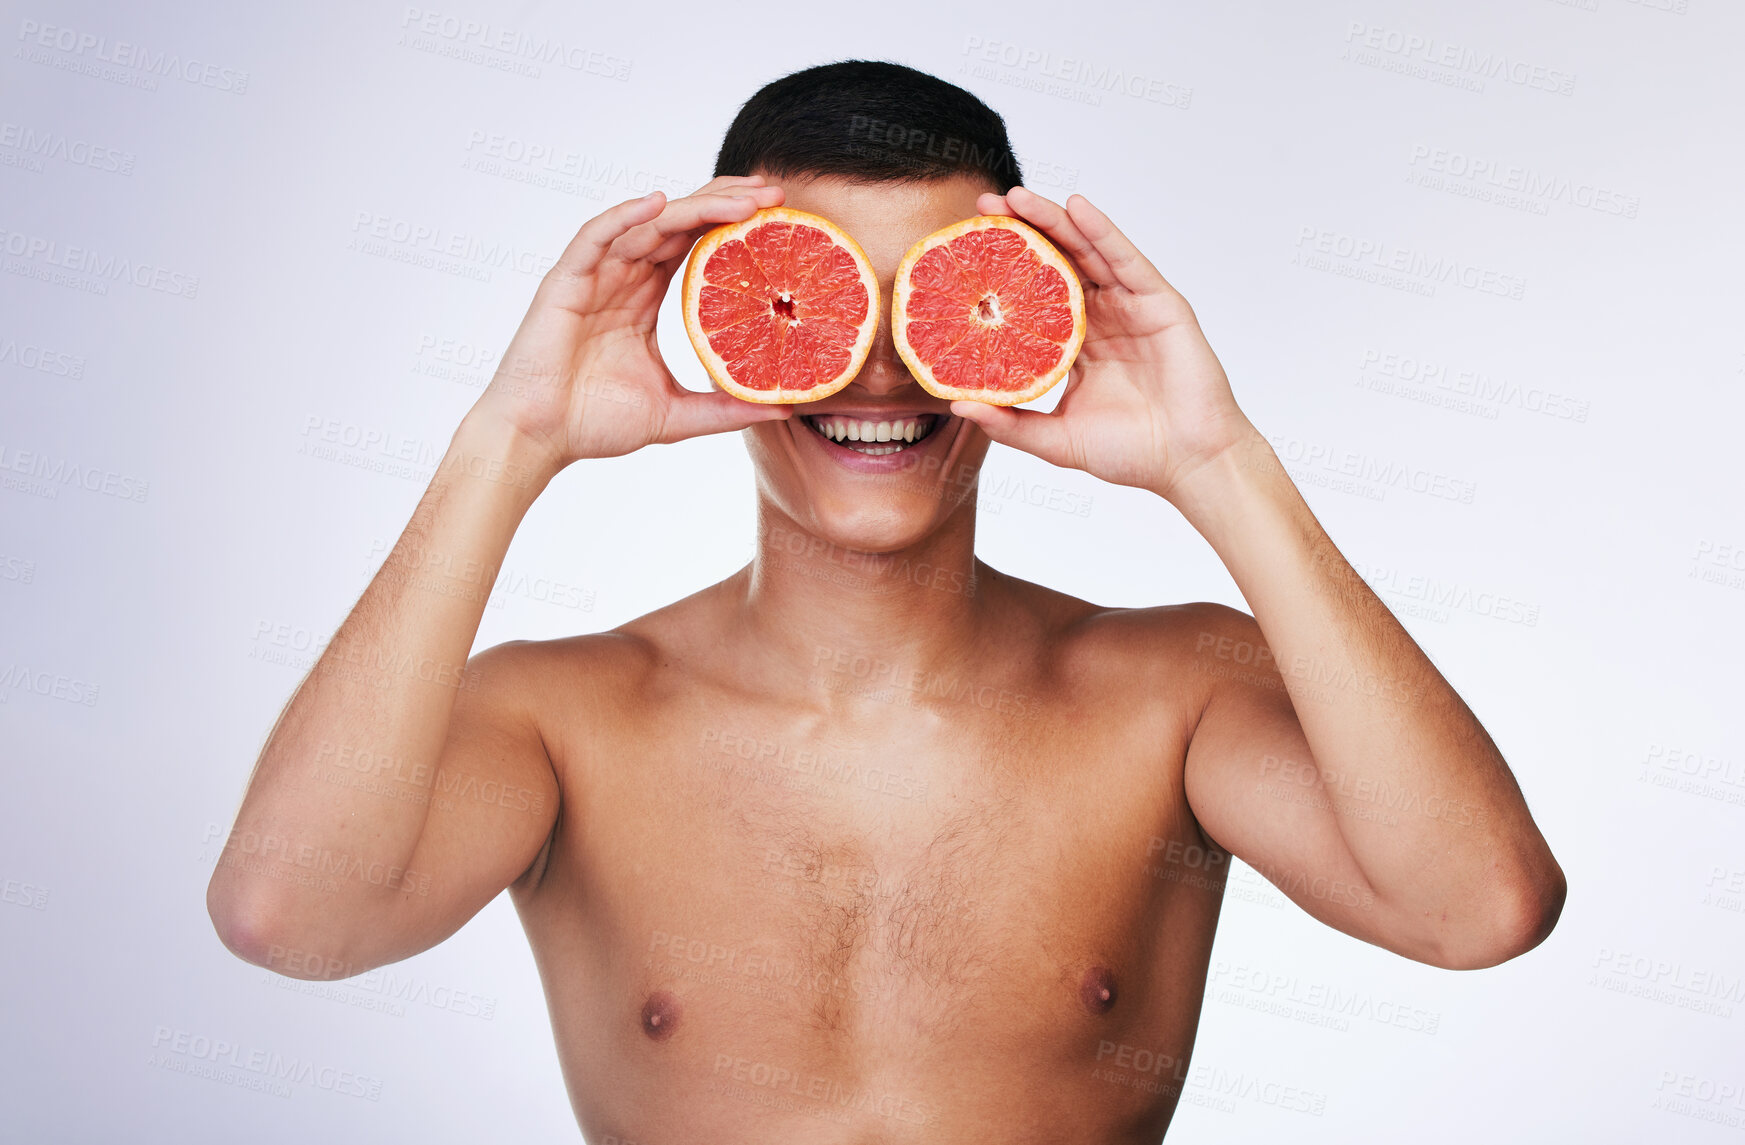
[2,0,1740,1141]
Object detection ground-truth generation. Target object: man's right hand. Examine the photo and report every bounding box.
[471,175,794,474]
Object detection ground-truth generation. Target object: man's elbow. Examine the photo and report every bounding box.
[1434,861,1567,970]
[205,878,360,981]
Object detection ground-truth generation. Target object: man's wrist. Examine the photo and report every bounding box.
[1155,426,1270,508]
[445,412,563,503]
[1158,430,1310,550]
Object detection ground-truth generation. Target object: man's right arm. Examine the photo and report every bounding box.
[205,177,793,979]
[206,414,561,979]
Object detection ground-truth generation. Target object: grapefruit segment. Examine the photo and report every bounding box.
[892,215,1085,406]
[682,208,879,404]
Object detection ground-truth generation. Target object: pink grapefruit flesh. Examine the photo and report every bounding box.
[682,208,880,404]
[892,215,1085,406]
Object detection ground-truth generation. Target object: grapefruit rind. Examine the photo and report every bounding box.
[681,207,880,405]
[891,215,1086,407]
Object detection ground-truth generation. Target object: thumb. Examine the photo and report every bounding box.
[659,388,792,443]
[950,401,1075,468]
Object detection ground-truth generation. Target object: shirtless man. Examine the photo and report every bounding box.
[207,62,1565,1142]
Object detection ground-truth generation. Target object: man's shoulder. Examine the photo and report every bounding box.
[470,630,658,672]
[1042,588,1260,662]
[465,580,729,696]
[988,570,1263,686]
[464,630,662,712]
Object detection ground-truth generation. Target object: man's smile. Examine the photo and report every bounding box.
[783,398,966,475]
[799,412,943,456]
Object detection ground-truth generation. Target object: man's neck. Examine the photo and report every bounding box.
[733,501,993,685]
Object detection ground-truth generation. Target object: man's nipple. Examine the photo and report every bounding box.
[1080,967,1118,1015]
[641,990,681,1041]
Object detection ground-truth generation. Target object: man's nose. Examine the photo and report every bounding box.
[851,290,917,394]
[852,339,916,395]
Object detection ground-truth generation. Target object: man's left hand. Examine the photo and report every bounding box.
[950,185,1258,502]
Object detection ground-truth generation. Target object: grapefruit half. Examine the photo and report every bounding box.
[682,207,880,404]
[892,215,1085,406]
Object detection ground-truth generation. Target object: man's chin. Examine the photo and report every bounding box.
[794,509,955,558]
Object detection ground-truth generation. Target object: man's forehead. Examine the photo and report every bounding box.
[749,171,994,275]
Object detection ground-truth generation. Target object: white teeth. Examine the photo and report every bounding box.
[806,415,935,455]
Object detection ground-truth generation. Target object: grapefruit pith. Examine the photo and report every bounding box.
[682,208,880,404]
[891,215,1085,406]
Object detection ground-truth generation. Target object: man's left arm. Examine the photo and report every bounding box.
[1169,460,1565,969]
[951,184,1565,969]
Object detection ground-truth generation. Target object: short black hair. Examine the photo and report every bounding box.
[714,60,1023,194]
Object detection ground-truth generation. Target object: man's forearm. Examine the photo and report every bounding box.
[1166,430,1562,932]
[208,412,554,935]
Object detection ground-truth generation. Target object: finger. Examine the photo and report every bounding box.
[1002,185,1119,287]
[647,231,705,266]
[1062,194,1173,296]
[977,191,1010,216]
[612,184,784,263]
[689,174,768,194]
[949,400,1077,470]
[549,192,669,280]
[640,185,789,265]
[658,388,794,444]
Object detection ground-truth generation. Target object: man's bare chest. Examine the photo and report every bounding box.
[531,676,1214,1034]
